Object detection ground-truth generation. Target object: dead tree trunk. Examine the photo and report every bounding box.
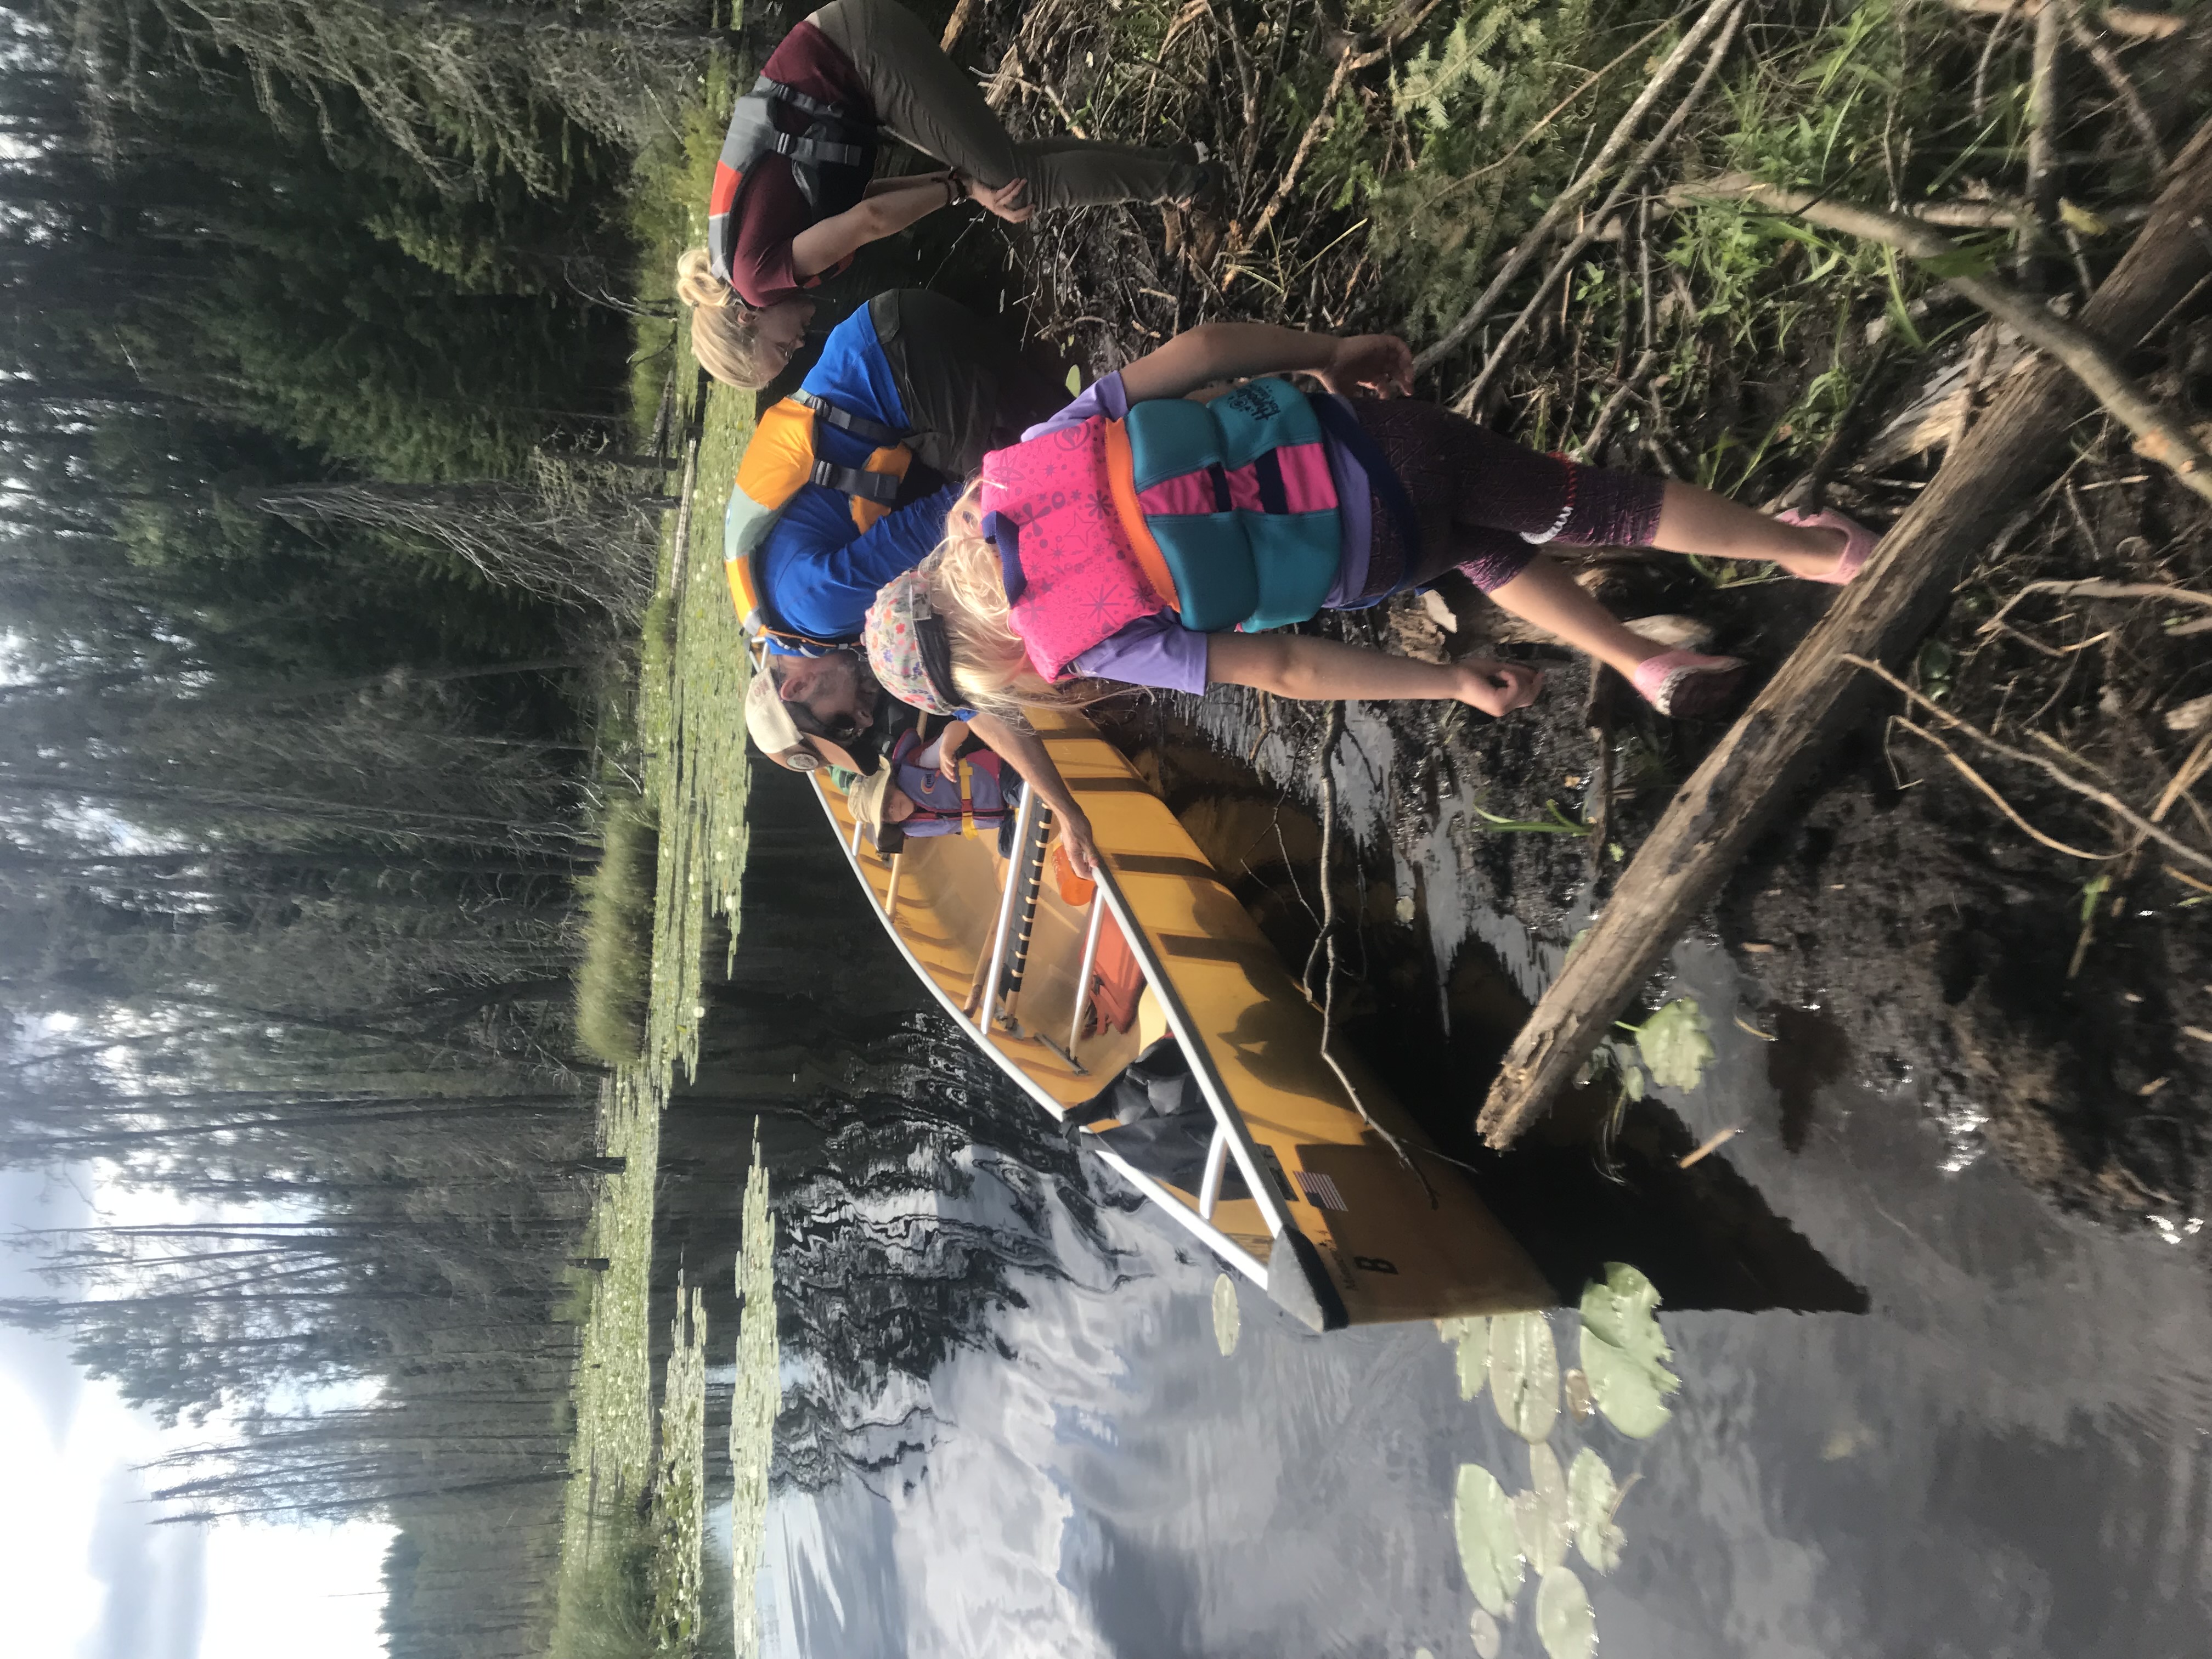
[1477,117,2212,1149]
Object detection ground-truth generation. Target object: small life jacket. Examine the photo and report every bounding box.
[707,76,878,288]
[979,378,1343,680]
[883,729,1013,840]
[724,391,916,653]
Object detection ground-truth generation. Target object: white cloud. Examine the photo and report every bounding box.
[1,1166,393,1658]
[200,1517,394,1659]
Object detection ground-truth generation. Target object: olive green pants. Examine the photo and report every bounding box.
[811,0,1197,210]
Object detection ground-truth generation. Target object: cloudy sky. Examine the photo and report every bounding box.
[1,1166,393,1658]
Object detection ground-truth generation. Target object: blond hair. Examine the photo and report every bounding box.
[674,248,781,390]
[926,481,1116,717]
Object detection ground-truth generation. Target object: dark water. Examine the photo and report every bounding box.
[670,719,2212,1659]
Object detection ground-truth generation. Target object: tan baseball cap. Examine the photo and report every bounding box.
[845,765,893,835]
[744,664,804,760]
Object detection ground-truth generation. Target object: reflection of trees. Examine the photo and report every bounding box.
[667,766,1147,1494]
[761,1022,1141,1494]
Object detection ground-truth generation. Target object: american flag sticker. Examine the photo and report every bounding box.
[1296,1170,1348,1211]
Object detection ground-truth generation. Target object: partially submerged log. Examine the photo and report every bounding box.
[1477,118,2212,1149]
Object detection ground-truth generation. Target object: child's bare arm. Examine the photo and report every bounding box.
[966,714,1099,877]
[1205,633,1542,716]
[1117,324,1413,403]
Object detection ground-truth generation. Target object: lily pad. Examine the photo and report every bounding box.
[1566,1448,1626,1574]
[1514,1442,1571,1575]
[1470,1610,1502,1659]
[1578,1262,1678,1437]
[1635,997,1716,1093]
[1212,1274,1239,1357]
[1438,1314,1490,1400]
[1536,1567,1595,1659]
[1453,1464,1524,1616]
[1488,1312,1560,1442]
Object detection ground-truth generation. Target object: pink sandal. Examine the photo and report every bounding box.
[1776,506,1878,585]
[1630,650,1748,718]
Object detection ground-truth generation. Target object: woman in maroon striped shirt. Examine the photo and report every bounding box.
[678,0,1213,388]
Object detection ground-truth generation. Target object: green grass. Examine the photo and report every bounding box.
[575,793,661,1067]
[550,1074,672,1658]
[642,376,759,1091]
[727,1130,780,1659]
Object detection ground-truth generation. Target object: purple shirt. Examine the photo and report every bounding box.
[1022,374,1372,692]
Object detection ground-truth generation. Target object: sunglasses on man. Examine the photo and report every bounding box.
[785,698,883,775]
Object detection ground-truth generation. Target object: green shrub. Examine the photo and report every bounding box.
[574,794,661,1066]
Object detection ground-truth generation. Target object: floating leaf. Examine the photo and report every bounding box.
[1065,364,1084,396]
[1488,1312,1560,1442]
[1470,1610,1502,1659]
[1453,1464,1525,1615]
[1514,1443,1572,1575]
[1437,1314,1491,1400]
[1634,997,1716,1093]
[1567,1449,1626,1573]
[1579,1262,1679,1437]
[1536,1567,1595,1659]
[1212,1274,1240,1357]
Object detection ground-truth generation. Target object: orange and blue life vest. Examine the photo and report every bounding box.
[979,378,1344,680]
[724,391,915,654]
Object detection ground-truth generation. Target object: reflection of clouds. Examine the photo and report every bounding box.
[887,1155,1130,1659]
[83,1463,207,1659]
[2,1166,94,1444]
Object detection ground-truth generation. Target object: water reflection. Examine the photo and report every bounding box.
[693,733,2212,1658]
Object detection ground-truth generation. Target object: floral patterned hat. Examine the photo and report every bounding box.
[862,568,965,718]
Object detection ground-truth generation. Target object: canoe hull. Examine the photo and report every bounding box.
[806,708,1552,1327]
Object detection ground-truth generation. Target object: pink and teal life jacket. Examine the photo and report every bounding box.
[978,378,1342,680]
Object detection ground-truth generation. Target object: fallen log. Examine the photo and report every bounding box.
[1476,117,2212,1149]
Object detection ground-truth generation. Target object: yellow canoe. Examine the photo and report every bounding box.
[803,705,1551,1330]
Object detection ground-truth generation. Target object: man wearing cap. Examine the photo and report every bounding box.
[744,646,1098,877]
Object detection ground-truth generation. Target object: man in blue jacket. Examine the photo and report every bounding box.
[755,287,1063,646]
[741,290,1098,873]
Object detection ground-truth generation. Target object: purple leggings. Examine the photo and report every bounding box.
[1351,399,1666,599]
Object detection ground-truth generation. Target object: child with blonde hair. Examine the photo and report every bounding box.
[860,323,1874,722]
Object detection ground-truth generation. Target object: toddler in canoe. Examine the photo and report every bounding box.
[845,719,1019,851]
[857,323,1875,721]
